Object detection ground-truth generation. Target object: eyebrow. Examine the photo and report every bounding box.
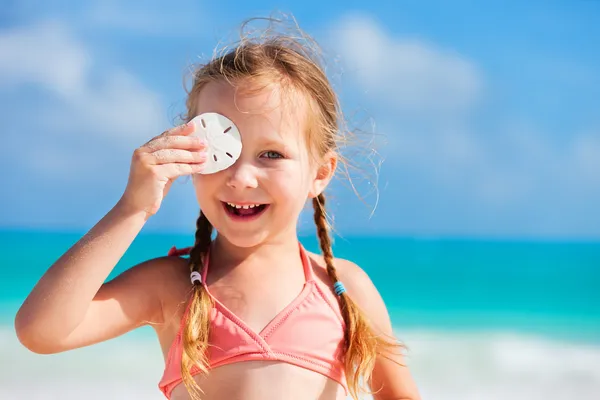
[256,137,299,155]
[259,137,286,147]
[248,133,286,146]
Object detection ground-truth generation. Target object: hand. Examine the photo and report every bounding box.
[119,122,206,217]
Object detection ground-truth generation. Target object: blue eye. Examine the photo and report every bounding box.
[261,151,284,159]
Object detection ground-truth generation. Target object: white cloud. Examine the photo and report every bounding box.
[82,0,206,36]
[471,125,600,206]
[378,117,600,215]
[0,20,89,98]
[331,14,482,116]
[330,14,600,228]
[9,0,207,37]
[571,131,600,184]
[0,20,165,179]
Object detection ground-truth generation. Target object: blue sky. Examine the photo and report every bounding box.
[1,0,599,239]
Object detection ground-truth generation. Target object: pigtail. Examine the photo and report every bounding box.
[181,211,214,399]
[312,194,401,399]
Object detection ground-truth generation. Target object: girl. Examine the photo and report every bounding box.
[14,21,421,400]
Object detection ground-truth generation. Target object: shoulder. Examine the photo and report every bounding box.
[306,252,391,332]
[120,254,190,289]
[306,251,377,298]
[144,254,192,298]
[334,258,387,321]
[112,254,192,322]
[332,258,375,293]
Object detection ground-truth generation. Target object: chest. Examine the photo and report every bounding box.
[206,265,307,334]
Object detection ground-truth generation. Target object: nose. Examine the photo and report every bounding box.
[226,160,258,190]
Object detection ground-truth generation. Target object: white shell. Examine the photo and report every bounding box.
[190,113,243,174]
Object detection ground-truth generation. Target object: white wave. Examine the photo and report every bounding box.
[0,327,164,400]
[401,330,600,400]
[1,326,599,400]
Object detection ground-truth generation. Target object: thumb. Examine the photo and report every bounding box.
[163,180,174,198]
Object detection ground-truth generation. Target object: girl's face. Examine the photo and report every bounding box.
[191,80,334,248]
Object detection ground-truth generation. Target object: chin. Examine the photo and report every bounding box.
[214,228,271,249]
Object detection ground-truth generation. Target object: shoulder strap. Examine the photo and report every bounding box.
[168,246,193,257]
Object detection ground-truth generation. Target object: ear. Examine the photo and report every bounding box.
[308,152,337,198]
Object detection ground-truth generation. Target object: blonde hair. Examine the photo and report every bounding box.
[180,16,401,400]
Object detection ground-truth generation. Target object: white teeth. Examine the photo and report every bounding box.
[226,202,261,209]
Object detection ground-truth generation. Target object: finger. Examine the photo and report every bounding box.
[163,121,196,137]
[139,122,193,147]
[149,149,207,165]
[155,162,205,179]
[142,135,206,153]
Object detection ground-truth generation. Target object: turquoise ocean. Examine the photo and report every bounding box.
[1,229,599,399]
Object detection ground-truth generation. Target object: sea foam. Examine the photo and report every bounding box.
[2,326,599,400]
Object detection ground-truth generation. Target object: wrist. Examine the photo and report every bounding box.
[114,198,152,222]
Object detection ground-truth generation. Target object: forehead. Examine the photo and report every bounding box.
[193,80,309,144]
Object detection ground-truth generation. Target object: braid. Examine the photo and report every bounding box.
[181,211,214,399]
[313,193,401,400]
[312,195,338,281]
[189,211,213,273]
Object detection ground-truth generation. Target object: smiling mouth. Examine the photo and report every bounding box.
[222,202,269,219]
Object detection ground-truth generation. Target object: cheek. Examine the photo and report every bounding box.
[269,167,312,202]
[192,174,219,205]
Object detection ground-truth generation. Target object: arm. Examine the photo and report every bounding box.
[337,259,421,400]
[15,122,205,354]
[14,201,164,354]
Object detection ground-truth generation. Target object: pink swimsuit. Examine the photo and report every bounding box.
[158,243,348,398]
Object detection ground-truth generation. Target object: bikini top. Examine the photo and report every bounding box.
[158,243,348,398]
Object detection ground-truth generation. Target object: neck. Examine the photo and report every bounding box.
[211,231,301,271]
